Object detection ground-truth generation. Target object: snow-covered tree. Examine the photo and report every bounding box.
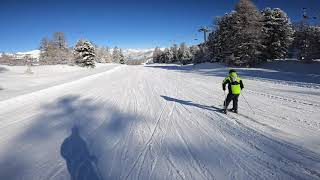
[206,30,220,62]
[39,32,71,64]
[163,48,174,63]
[192,44,211,64]
[152,47,162,63]
[73,40,96,68]
[170,44,179,62]
[293,24,320,62]
[190,45,200,63]
[178,43,192,65]
[105,47,112,63]
[262,8,294,60]
[233,0,264,65]
[96,46,112,63]
[211,14,233,62]
[119,49,125,64]
[95,46,103,63]
[212,0,264,66]
[39,37,50,61]
[112,47,121,63]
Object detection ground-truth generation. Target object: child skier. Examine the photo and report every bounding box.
[222,69,244,114]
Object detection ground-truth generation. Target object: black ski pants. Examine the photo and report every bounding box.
[224,93,239,110]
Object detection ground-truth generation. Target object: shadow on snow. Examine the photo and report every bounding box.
[0,95,137,180]
[61,126,101,180]
[161,95,222,112]
[0,66,8,73]
[1,95,320,179]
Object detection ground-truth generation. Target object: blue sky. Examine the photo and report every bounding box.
[0,0,319,52]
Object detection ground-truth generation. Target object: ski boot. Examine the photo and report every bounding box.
[231,109,238,114]
[222,109,227,114]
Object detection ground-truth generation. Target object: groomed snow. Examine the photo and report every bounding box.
[0,64,119,101]
[0,62,319,180]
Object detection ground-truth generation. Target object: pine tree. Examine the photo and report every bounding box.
[190,45,200,64]
[205,31,217,62]
[163,48,174,63]
[170,44,179,62]
[262,8,294,60]
[212,0,264,66]
[103,47,112,63]
[112,47,121,63]
[233,0,264,65]
[73,40,96,68]
[152,47,162,63]
[156,51,164,63]
[95,46,104,63]
[213,12,241,64]
[119,49,125,64]
[178,43,192,65]
[39,37,50,61]
[293,24,320,62]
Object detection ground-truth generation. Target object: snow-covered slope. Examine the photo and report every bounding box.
[0,64,119,101]
[0,63,319,180]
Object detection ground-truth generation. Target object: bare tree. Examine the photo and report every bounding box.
[39,32,71,64]
[53,32,67,49]
[39,37,50,61]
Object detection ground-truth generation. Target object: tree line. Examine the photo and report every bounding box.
[39,32,125,67]
[152,43,210,65]
[153,0,320,66]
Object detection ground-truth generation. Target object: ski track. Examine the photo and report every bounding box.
[0,64,320,180]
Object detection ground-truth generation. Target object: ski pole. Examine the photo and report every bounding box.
[241,93,255,115]
[223,90,227,109]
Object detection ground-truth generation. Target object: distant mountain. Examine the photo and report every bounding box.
[16,50,41,59]
[1,50,40,59]
[122,48,154,61]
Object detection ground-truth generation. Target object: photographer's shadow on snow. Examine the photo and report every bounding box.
[61,126,101,180]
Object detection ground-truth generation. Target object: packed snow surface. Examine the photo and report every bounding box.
[0,62,319,180]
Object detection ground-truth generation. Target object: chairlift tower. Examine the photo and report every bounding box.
[198,26,210,43]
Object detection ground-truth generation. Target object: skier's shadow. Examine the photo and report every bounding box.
[60,126,101,180]
[161,95,222,112]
